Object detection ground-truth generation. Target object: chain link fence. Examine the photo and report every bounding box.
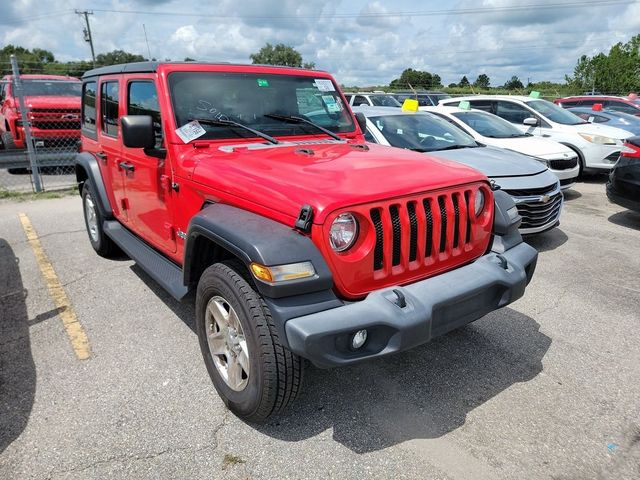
[0,56,79,194]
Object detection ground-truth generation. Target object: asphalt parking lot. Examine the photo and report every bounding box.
[1,177,639,480]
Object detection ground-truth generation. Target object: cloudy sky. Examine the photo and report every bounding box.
[2,0,639,86]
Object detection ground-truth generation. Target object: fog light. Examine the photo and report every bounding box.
[351,329,368,349]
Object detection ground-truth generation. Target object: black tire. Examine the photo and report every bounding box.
[196,260,303,423]
[81,182,118,258]
[1,131,17,150]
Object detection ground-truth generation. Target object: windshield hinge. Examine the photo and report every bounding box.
[295,205,314,233]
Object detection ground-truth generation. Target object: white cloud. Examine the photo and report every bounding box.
[1,0,637,86]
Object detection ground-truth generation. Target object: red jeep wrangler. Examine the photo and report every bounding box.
[75,62,537,422]
[0,74,82,151]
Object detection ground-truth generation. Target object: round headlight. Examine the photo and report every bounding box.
[474,189,485,216]
[329,213,358,252]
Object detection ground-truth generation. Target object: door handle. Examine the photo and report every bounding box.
[118,161,135,172]
[96,151,107,162]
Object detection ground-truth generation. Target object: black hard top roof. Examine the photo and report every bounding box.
[82,61,324,80]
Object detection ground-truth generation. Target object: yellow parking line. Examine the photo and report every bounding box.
[19,213,91,360]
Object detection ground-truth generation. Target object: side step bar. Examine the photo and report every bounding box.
[103,221,189,301]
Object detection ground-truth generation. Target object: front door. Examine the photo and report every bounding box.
[122,78,176,254]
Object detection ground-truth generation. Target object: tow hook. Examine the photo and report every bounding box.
[392,289,407,308]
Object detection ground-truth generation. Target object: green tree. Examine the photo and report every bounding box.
[474,73,490,89]
[95,50,145,66]
[458,75,470,87]
[504,75,524,90]
[250,43,315,69]
[0,44,57,74]
[389,68,440,89]
[566,35,640,93]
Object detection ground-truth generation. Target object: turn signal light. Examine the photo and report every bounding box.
[250,261,316,284]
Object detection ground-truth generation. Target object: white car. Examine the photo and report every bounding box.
[439,95,634,174]
[421,105,580,189]
[344,92,401,108]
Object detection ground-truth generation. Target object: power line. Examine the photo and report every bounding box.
[90,0,638,19]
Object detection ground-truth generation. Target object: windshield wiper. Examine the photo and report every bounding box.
[190,117,279,145]
[431,144,476,151]
[264,113,342,141]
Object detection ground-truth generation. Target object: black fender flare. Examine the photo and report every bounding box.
[184,203,334,299]
[74,152,113,219]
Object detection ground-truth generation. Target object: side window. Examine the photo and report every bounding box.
[344,94,353,104]
[82,81,97,131]
[0,82,5,102]
[353,95,368,106]
[468,100,494,113]
[128,81,162,148]
[560,100,579,107]
[363,128,377,143]
[495,101,531,123]
[100,81,119,137]
[605,101,638,114]
[593,114,610,123]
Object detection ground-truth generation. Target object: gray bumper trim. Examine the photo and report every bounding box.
[285,242,538,368]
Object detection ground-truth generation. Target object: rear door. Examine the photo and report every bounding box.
[121,77,176,254]
[97,76,128,222]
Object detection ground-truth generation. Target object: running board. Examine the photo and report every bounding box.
[103,221,189,301]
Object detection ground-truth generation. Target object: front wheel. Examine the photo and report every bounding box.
[196,261,303,423]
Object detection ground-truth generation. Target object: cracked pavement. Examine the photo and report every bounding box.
[1,177,639,479]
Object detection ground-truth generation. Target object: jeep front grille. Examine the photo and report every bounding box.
[369,189,482,273]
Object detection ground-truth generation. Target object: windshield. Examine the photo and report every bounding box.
[168,72,354,140]
[370,113,478,151]
[21,80,81,97]
[452,111,527,138]
[369,95,401,107]
[526,99,586,125]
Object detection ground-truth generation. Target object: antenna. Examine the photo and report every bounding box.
[143,24,152,60]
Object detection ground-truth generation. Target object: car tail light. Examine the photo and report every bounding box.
[621,140,640,158]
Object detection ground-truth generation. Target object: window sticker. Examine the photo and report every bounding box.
[314,79,335,92]
[175,120,206,143]
[396,128,404,134]
[322,95,341,113]
[257,78,269,87]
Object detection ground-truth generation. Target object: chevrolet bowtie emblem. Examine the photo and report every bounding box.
[540,194,551,204]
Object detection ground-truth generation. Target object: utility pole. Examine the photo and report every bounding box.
[76,10,96,66]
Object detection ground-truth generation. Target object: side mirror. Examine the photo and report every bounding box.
[355,112,367,133]
[121,115,155,149]
[523,117,539,127]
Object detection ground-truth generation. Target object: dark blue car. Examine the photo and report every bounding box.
[568,107,640,136]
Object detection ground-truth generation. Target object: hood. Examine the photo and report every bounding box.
[427,145,548,178]
[24,96,80,110]
[188,141,487,224]
[572,121,633,140]
[483,135,575,160]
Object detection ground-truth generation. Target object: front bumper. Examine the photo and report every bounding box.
[285,242,538,368]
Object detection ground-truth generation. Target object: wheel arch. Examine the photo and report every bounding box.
[183,203,334,300]
[558,142,585,174]
[74,152,113,219]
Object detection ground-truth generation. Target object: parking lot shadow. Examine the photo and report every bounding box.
[524,228,568,252]
[0,238,36,455]
[562,189,582,201]
[608,210,640,231]
[258,308,551,454]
